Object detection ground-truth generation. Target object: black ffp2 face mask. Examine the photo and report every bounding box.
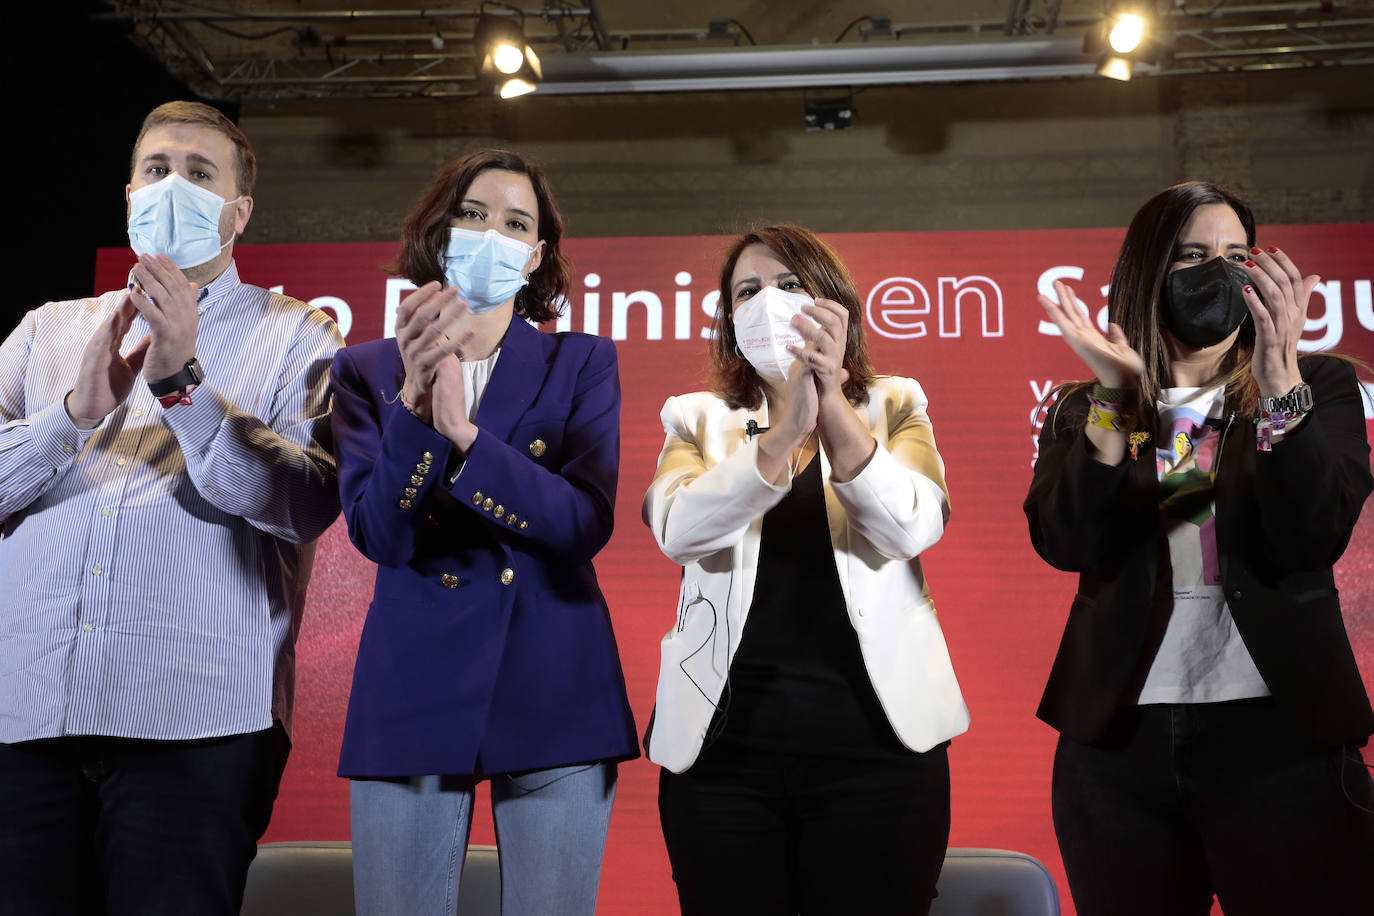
[1160,256,1253,348]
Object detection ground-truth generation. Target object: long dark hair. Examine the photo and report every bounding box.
[386,149,571,323]
[710,225,876,410]
[1049,181,1260,432]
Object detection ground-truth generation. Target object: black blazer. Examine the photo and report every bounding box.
[1025,355,1374,748]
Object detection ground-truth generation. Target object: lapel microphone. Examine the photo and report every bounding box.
[745,420,768,438]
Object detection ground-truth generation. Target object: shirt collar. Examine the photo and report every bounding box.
[197,260,241,311]
[125,259,238,314]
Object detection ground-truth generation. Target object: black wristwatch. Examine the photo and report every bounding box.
[148,357,204,397]
[1258,381,1313,415]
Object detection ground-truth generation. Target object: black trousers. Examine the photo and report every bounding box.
[1052,698,1374,916]
[0,723,290,916]
[658,741,950,916]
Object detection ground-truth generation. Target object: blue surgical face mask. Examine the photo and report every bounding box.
[127,173,241,269]
[441,227,535,313]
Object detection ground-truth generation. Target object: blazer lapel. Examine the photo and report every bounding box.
[472,314,548,444]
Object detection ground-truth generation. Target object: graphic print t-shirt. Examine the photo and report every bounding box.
[1136,386,1270,705]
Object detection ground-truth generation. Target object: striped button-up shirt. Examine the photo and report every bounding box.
[0,262,343,743]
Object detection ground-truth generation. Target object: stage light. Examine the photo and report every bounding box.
[1108,13,1145,54]
[1096,55,1134,81]
[500,78,536,99]
[492,42,524,75]
[1084,8,1158,82]
[475,10,541,98]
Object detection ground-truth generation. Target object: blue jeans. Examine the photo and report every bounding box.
[350,762,618,916]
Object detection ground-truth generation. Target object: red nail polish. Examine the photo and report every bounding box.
[1249,247,1261,255]
[1244,285,1253,294]
[1267,246,1278,254]
[1245,260,1256,268]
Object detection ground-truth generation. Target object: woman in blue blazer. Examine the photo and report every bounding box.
[330,149,638,916]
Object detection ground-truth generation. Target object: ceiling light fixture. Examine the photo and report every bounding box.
[1084,7,1157,82]
[474,6,541,98]
[1108,13,1146,54]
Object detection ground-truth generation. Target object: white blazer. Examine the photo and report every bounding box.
[642,375,971,773]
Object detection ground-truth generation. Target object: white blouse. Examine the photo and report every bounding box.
[462,347,501,422]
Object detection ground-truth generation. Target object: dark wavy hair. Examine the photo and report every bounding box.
[386,149,571,323]
[710,225,876,410]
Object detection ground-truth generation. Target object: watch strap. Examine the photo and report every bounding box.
[148,358,204,397]
[1258,382,1313,416]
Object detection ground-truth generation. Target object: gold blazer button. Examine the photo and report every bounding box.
[529,439,547,457]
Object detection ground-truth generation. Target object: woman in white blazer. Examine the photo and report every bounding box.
[643,225,969,916]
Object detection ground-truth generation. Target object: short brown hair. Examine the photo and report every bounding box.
[386,150,571,325]
[710,225,876,410]
[130,101,257,197]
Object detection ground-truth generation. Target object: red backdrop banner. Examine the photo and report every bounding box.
[96,225,1374,915]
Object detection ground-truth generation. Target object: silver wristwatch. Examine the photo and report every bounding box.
[1258,382,1313,415]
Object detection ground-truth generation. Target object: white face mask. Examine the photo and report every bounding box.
[442,227,535,313]
[127,173,240,269]
[731,285,819,381]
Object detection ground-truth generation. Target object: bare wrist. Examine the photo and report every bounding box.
[399,385,432,424]
[449,422,478,452]
[1257,373,1303,400]
[1095,371,1137,389]
[759,423,806,456]
[64,392,104,430]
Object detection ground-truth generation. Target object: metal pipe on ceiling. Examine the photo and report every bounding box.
[92,7,589,22]
[531,37,1128,94]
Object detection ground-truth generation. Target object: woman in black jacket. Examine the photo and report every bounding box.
[1026,181,1373,916]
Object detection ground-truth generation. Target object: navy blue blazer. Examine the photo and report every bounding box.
[331,315,639,778]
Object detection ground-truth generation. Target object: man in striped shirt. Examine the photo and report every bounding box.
[0,101,343,915]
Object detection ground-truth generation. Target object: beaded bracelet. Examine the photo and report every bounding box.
[1254,409,1307,452]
